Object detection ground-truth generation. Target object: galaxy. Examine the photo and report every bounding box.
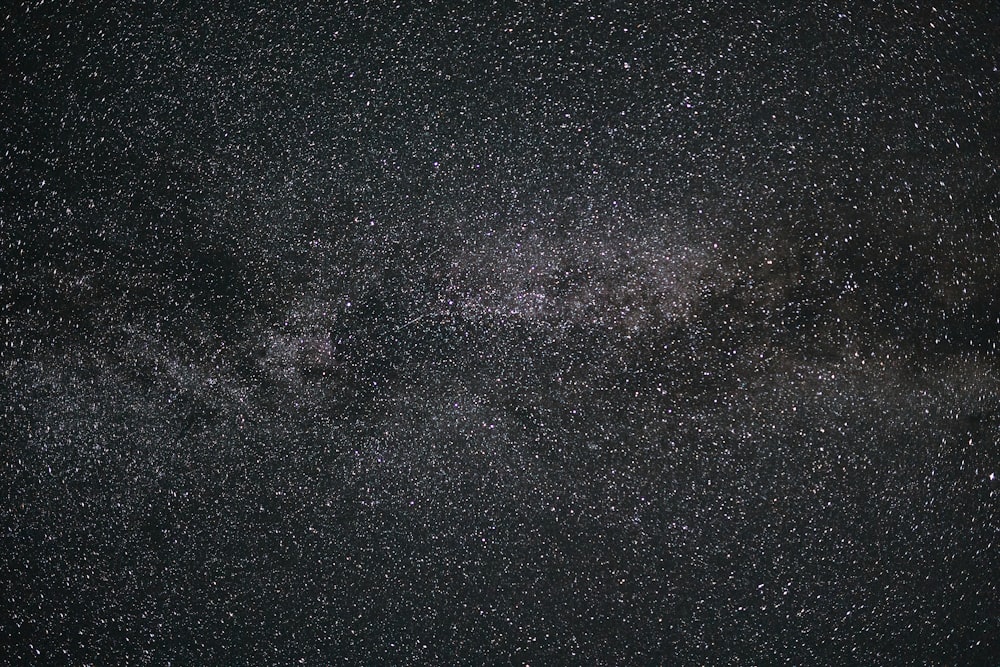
[3,2,998,664]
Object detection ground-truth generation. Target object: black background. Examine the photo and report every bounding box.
[3,1,999,664]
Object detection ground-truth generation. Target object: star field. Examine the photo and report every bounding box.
[2,2,999,664]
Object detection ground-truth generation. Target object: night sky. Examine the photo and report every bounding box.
[3,1,999,664]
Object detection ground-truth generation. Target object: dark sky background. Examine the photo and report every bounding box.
[3,1,999,664]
